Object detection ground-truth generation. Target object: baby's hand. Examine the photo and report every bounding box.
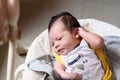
[78,27,89,38]
[78,28,84,37]
[73,73,82,80]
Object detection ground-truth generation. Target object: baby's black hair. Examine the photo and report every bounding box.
[48,11,81,33]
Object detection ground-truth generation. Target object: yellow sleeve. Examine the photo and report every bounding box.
[54,54,64,65]
[95,48,112,80]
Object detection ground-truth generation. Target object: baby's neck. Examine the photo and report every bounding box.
[74,37,82,49]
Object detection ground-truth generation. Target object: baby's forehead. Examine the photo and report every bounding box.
[49,32,62,45]
[49,29,63,39]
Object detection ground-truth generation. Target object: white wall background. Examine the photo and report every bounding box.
[18,0,120,47]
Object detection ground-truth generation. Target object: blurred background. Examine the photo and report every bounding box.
[0,0,120,80]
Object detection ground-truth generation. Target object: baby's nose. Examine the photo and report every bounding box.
[54,43,59,49]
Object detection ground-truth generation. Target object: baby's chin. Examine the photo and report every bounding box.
[60,51,69,56]
[57,49,72,55]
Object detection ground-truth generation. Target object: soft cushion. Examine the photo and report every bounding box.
[22,19,120,80]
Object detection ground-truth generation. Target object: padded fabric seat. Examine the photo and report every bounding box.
[15,19,120,80]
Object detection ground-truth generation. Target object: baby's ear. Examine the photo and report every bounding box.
[74,28,79,38]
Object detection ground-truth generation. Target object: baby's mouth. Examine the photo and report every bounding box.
[58,48,64,53]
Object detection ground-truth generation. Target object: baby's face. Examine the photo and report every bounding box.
[49,18,79,55]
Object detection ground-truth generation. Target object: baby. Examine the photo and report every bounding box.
[48,11,104,80]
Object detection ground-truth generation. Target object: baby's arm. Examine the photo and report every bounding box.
[54,61,81,80]
[79,28,104,49]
